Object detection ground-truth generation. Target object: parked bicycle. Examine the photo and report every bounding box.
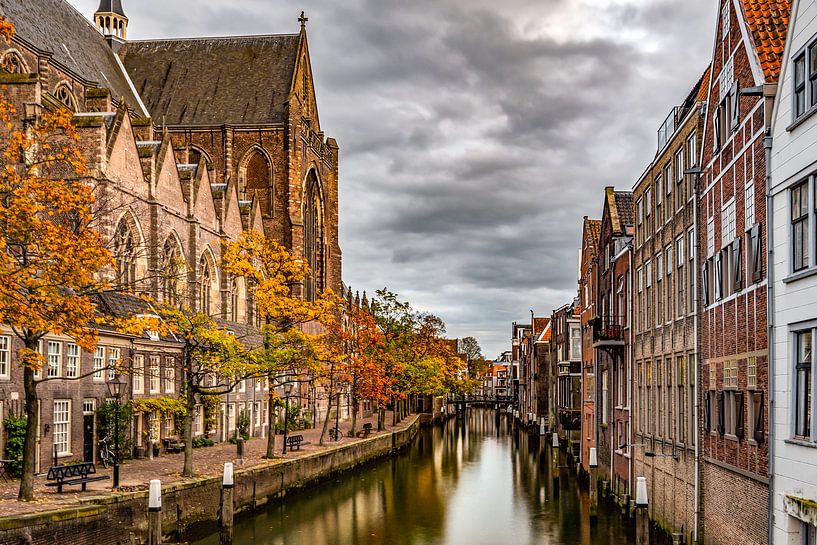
[98,436,115,468]
[328,426,343,441]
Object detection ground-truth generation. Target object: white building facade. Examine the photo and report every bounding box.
[771,0,817,542]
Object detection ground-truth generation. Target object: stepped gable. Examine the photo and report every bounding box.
[0,0,145,115]
[740,0,792,81]
[120,35,301,126]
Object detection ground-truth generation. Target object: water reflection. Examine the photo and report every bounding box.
[192,409,633,545]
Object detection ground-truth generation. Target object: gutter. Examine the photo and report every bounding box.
[764,101,776,545]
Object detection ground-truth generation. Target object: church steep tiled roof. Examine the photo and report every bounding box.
[583,218,602,258]
[120,35,301,126]
[740,0,792,82]
[0,0,146,115]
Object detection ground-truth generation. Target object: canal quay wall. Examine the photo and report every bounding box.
[0,416,421,545]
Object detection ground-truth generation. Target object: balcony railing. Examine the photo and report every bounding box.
[558,408,582,431]
[592,315,625,346]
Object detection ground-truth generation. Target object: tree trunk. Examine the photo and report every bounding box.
[265,386,276,458]
[182,388,196,477]
[349,397,358,437]
[392,397,397,426]
[319,392,333,446]
[18,358,38,501]
[377,407,384,432]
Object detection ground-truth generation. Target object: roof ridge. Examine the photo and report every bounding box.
[127,33,300,44]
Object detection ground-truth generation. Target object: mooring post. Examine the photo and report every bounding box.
[589,447,599,521]
[148,479,162,545]
[551,432,560,498]
[539,416,546,436]
[236,437,244,466]
[635,476,649,545]
[220,462,234,545]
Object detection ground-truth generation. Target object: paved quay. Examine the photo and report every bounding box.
[0,411,412,518]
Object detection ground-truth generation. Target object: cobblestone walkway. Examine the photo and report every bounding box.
[0,411,410,517]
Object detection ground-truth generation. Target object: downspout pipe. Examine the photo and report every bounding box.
[764,106,776,545]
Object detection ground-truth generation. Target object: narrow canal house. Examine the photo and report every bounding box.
[552,301,582,452]
[579,217,601,470]
[0,0,343,471]
[631,68,708,544]
[592,188,634,501]
[698,1,789,543]
[769,0,817,541]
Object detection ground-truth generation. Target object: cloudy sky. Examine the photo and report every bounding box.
[71,0,716,357]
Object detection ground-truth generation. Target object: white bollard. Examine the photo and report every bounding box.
[552,432,559,449]
[221,463,234,545]
[148,479,161,545]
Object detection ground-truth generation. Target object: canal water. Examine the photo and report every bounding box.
[191,409,635,545]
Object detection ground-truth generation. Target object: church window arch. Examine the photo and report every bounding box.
[54,83,77,111]
[113,218,139,292]
[303,170,324,302]
[238,147,273,215]
[1,51,26,74]
[198,250,219,316]
[161,236,186,306]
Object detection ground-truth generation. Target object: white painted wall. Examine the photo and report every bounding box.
[771,1,817,543]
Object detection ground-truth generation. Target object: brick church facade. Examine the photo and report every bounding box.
[0,0,342,471]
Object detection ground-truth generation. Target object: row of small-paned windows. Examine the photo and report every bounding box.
[704,358,764,442]
[793,39,817,120]
[0,338,122,381]
[790,175,817,274]
[635,133,697,246]
[635,356,695,443]
[132,354,175,395]
[634,229,695,332]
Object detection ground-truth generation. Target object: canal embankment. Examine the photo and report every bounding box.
[0,415,421,545]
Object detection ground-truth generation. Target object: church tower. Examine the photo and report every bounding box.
[94,0,128,51]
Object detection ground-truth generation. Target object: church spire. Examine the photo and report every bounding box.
[95,0,128,50]
[298,11,308,32]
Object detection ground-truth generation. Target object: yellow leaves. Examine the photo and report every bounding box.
[0,17,15,43]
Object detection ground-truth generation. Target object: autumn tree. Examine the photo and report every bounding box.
[118,306,253,477]
[459,336,487,384]
[0,55,113,499]
[222,230,335,457]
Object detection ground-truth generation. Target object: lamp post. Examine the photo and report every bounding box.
[106,373,128,489]
[282,381,294,455]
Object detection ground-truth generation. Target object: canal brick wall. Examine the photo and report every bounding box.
[0,416,421,545]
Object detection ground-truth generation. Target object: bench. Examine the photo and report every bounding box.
[358,423,373,437]
[285,434,303,451]
[162,437,185,454]
[45,462,109,493]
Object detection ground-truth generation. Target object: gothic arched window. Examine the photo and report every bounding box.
[240,149,272,215]
[162,238,184,306]
[2,52,25,74]
[199,255,211,315]
[304,172,324,302]
[114,220,137,292]
[54,84,77,111]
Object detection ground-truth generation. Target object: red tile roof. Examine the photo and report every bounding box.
[740,0,792,82]
[583,218,602,258]
[696,66,711,101]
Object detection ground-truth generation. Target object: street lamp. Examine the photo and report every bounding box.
[106,373,128,489]
[282,381,294,455]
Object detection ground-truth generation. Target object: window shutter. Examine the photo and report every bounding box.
[735,391,745,439]
[717,391,725,435]
[751,224,762,282]
[715,252,723,300]
[704,391,712,432]
[753,390,765,442]
[730,80,740,130]
[733,237,742,291]
[713,108,721,151]
[703,261,710,306]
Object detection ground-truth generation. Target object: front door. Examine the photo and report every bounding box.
[83,414,94,462]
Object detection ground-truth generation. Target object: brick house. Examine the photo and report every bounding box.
[698,1,790,543]
[768,0,817,541]
[592,188,634,500]
[0,0,342,471]
[580,217,601,470]
[632,68,708,544]
[552,301,582,449]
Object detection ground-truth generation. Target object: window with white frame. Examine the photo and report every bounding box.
[675,150,684,183]
[747,356,757,390]
[93,346,105,381]
[65,343,79,378]
[194,405,203,435]
[745,181,755,227]
[707,216,715,256]
[47,341,61,378]
[722,199,736,246]
[792,41,817,121]
[228,403,236,431]
[53,400,71,455]
[721,2,729,40]
[164,357,175,394]
[254,401,261,426]
[687,133,697,167]
[796,330,813,439]
[802,520,817,545]
[132,354,144,394]
[724,359,738,388]
[108,347,120,380]
[149,356,160,393]
[0,336,10,378]
[665,163,672,197]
